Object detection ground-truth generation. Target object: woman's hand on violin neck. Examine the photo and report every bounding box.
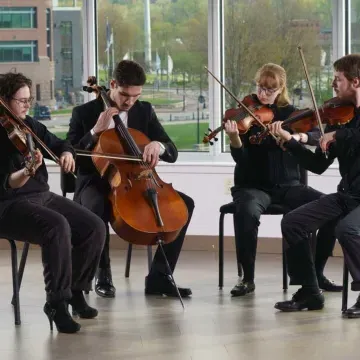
[224,120,242,148]
[59,151,76,173]
[25,149,43,175]
[92,107,119,135]
[320,131,336,152]
[143,141,161,168]
[267,121,292,142]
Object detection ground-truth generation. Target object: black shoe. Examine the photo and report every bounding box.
[230,279,255,297]
[274,288,325,312]
[95,267,116,298]
[343,295,360,318]
[69,291,98,319]
[318,276,343,292]
[145,274,192,298]
[43,301,81,334]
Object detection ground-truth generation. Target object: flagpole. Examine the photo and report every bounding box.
[105,17,110,84]
[111,28,115,77]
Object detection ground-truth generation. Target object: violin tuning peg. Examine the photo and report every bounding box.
[209,141,213,145]
[204,132,208,136]
[214,138,218,142]
[208,128,212,132]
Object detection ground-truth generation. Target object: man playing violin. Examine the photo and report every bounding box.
[67,60,194,299]
[225,63,341,297]
[0,72,106,333]
[269,54,360,316]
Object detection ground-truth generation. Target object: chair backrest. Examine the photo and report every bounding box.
[60,168,76,195]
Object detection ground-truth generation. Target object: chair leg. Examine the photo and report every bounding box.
[342,261,349,312]
[310,232,317,258]
[11,242,30,306]
[8,240,20,325]
[125,243,132,278]
[147,246,152,272]
[18,242,30,288]
[282,237,288,292]
[219,212,225,290]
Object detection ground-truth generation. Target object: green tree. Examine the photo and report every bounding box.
[224,0,328,107]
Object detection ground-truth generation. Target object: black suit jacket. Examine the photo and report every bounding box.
[66,98,178,201]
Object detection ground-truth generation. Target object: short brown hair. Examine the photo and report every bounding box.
[113,60,146,87]
[0,72,32,101]
[333,54,360,81]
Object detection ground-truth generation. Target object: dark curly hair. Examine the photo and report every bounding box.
[112,60,146,86]
[0,72,32,101]
[333,54,360,81]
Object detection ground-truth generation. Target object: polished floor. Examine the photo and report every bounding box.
[0,249,358,360]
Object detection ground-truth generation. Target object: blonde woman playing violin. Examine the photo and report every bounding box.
[225,63,341,297]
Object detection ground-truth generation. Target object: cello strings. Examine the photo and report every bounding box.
[100,90,157,192]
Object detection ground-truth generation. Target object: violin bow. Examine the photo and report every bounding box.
[0,96,77,178]
[297,46,327,155]
[205,66,278,141]
[76,149,144,162]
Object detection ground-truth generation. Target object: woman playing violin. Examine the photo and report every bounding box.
[0,72,106,333]
[269,54,360,317]
[225,63,341,297]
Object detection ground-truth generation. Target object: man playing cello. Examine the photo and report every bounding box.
[67,60,194,299]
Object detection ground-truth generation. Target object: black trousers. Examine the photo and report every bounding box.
[282,192,360,290]
[0,191,106,302]
[79,179,195,275]
[232,185,337,282]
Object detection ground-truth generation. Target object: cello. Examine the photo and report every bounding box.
[79,77,189,304]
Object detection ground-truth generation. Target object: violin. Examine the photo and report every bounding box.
[0,100,35,174]
[203,95,274,144]
[80,76,189,247]
[0,96,76,177]
[251,97,355,145]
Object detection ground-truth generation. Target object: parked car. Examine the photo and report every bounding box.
[33,104,51,121]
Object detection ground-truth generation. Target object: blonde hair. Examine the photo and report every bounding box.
[254,63,290,106]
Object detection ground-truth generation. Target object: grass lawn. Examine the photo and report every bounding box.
[53,122,210,151]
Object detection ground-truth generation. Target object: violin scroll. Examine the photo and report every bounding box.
[203,127,220,145]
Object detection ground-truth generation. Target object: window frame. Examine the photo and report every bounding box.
[0,7,37,29]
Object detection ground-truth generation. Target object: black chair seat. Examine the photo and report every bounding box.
[220,201,291,215]
[218,201,296,291]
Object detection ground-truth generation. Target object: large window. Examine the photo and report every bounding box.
[0,41,38,62]
[222,0,333,151]
[22,1,85,140]
[351,0,360,53]
[96,0,209,152]
[0,7,37,29]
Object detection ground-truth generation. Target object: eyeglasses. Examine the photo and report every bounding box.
[12,97,34,105]
[257,86,279,96]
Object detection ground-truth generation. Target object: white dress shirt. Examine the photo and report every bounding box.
[91,111,165,155]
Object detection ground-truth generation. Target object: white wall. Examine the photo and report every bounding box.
[47,160,341,238]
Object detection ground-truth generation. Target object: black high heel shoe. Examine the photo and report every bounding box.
[69,291,98,319]
[43,301,81,333]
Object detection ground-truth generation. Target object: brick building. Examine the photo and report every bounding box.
[0,0,55,106]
